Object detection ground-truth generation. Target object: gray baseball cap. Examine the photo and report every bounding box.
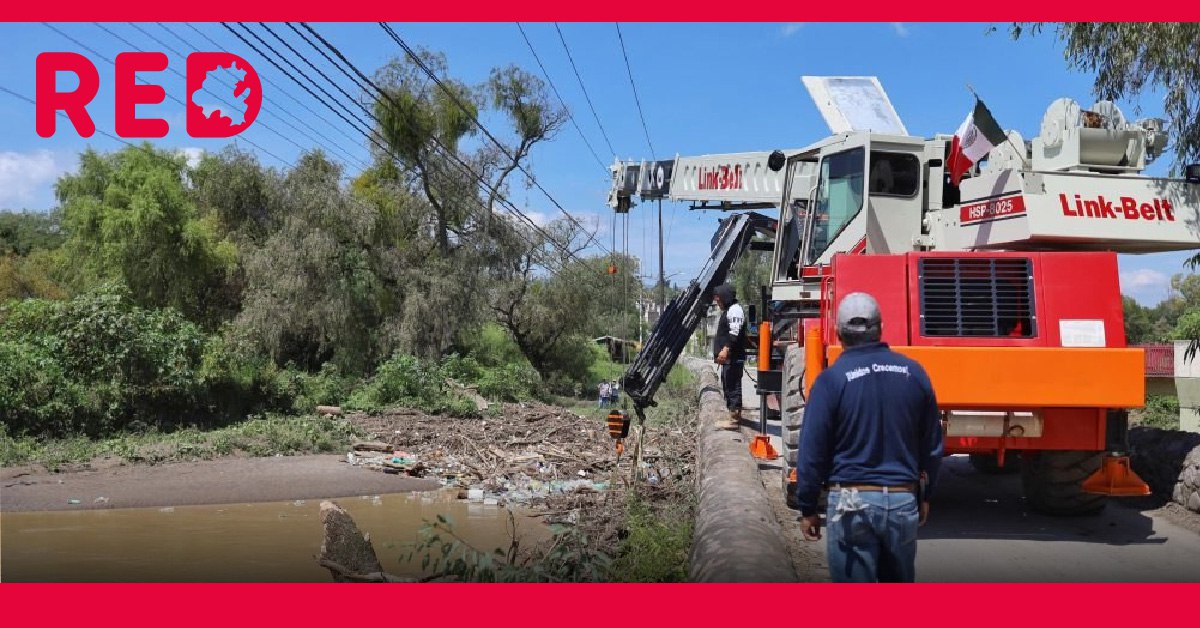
[836,292,882,333]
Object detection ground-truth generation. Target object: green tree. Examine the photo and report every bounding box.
[0,211,64,256]
[0,211,69,300]
[233,152,395,373]
[1122,295,1153,345]
[488,219,602,384]
[0,251,66,301]
[55,145,237,327]
[191,146,276,245]
[730,245,771,315]
[367,49,571,359]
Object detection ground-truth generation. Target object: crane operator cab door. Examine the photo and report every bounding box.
[799,134,926,269]
[772,153,818,285]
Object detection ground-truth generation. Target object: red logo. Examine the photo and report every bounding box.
[185,52,261,138]
[1059,194,1175,222]
[697,164,744,191]
[959,194,1027,225]
[35,51,261,138]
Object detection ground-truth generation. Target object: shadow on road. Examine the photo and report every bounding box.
[919,457,1167,547]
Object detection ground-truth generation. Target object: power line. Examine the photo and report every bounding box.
[255,22,374,131]
[152,22,370,171]
[514,22,608,178]
[2,84,151,153]
[552,23,617,159]
[284,22,372,94]
[42,22,289,167]
[0,83,267,186]
[614,23,656,161]
[220,21,379,154]
[378,22,609,257]
[222,23,374,139]
[300,23,590,271]
[94,22,317,163]
[180,22,369,151]
[614,22,671,297]
[375,23,603,262]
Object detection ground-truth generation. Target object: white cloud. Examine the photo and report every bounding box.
[890,22,910,37]
[1120,268,1171,304]
[0,150,75,210]
[177,147,205,169]
[780,23,804,37]
[525,210,551,227]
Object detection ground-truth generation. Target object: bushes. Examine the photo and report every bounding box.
[443,353,544,403]
[346,351,545,416]
[0,339,83,435]
[347,353,477,416]
[1138,395,1181,430]
[1,288,207,436]
[0,290,563,443]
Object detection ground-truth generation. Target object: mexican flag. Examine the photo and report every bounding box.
[947,99,1007,186]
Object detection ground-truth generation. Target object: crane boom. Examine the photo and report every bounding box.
[609,150,797,212]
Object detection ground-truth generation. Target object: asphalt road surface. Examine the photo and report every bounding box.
[737,366,1200,582]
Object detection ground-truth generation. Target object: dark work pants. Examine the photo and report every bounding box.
[720,360,744,411]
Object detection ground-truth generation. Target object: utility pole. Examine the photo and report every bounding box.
[657,199,666,311]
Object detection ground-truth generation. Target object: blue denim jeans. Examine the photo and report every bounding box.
[826,487,919,582]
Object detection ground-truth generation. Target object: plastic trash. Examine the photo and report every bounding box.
[468,489,485,501]
[67,499,81,505]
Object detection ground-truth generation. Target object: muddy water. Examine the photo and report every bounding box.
[0,491,550,582]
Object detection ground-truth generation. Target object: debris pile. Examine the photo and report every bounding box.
[341,402,691,508]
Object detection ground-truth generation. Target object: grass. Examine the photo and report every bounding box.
[609,493,695,582]
[0,414,365,470]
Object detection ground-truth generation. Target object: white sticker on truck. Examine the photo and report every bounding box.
[1059,319,1106,347]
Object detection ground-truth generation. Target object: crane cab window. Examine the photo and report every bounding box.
[868,152,920,197]
[806,147,865,265]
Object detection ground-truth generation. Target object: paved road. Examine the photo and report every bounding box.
[736,367,1200,582]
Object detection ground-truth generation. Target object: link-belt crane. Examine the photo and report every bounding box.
[611,77,1200,515]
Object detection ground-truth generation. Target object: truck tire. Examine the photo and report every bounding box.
[1020,451,1106,516]
[969,453,1020,474]
[780,344,805,510]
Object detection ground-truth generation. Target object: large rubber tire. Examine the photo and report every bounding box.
[780,344,805,510]
[1020,451,1106,516]
[969,453,1020,475]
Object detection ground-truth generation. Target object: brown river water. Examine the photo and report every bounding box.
[0,491,550,582]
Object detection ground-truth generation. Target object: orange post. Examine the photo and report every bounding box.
[749,320,779,460]
[757,321,771,372]
[803,324,824,397]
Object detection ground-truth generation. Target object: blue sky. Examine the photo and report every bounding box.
[0,22,1194,305]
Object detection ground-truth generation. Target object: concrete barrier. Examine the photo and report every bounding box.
[685,359,797,582]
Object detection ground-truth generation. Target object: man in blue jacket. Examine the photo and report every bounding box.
[795,292,943,582]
